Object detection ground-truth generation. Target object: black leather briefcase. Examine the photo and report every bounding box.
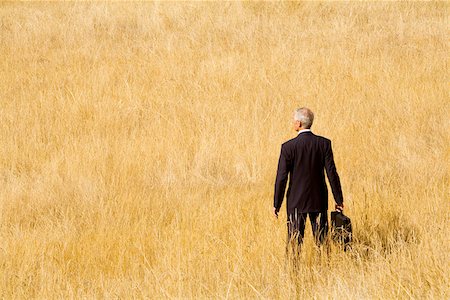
[330,211,352,251]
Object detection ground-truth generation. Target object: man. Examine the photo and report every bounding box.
[273,107,344,253]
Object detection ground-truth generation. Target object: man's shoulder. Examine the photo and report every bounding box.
[305,134,332,150]
[281,136,297,148]
[309,133,331,144]
[281,133,331,148]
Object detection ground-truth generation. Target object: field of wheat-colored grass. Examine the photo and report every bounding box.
[0,1,448,298]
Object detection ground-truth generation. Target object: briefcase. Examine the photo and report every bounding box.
[330,211,352,251]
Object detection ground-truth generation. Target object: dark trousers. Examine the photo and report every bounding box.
[285,210,328,256]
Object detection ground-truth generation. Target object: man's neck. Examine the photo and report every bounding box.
[297,128,311,134]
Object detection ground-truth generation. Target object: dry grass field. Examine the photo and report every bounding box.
[0,1,448,299]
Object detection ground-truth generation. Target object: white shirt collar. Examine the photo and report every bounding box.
[297,129,312,135]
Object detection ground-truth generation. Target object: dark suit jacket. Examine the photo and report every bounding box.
[274,131,343,217]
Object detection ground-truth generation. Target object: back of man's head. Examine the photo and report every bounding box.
[294,107,314,129]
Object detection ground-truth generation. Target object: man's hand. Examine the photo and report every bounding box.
[273,207,279,219]
[335,203,344,212]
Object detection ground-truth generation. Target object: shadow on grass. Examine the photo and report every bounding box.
[345,209,421,258]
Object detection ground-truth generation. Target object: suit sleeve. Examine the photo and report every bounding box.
[324,140,344,205]
[274,144,291,212]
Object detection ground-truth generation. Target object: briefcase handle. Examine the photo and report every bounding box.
[335,204,344,212]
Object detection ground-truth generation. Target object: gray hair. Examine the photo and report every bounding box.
[294,107,314,129]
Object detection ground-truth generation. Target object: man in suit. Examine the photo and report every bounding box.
[273,107,344,253]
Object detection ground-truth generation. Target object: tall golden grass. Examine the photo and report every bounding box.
[0,1,448,298]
